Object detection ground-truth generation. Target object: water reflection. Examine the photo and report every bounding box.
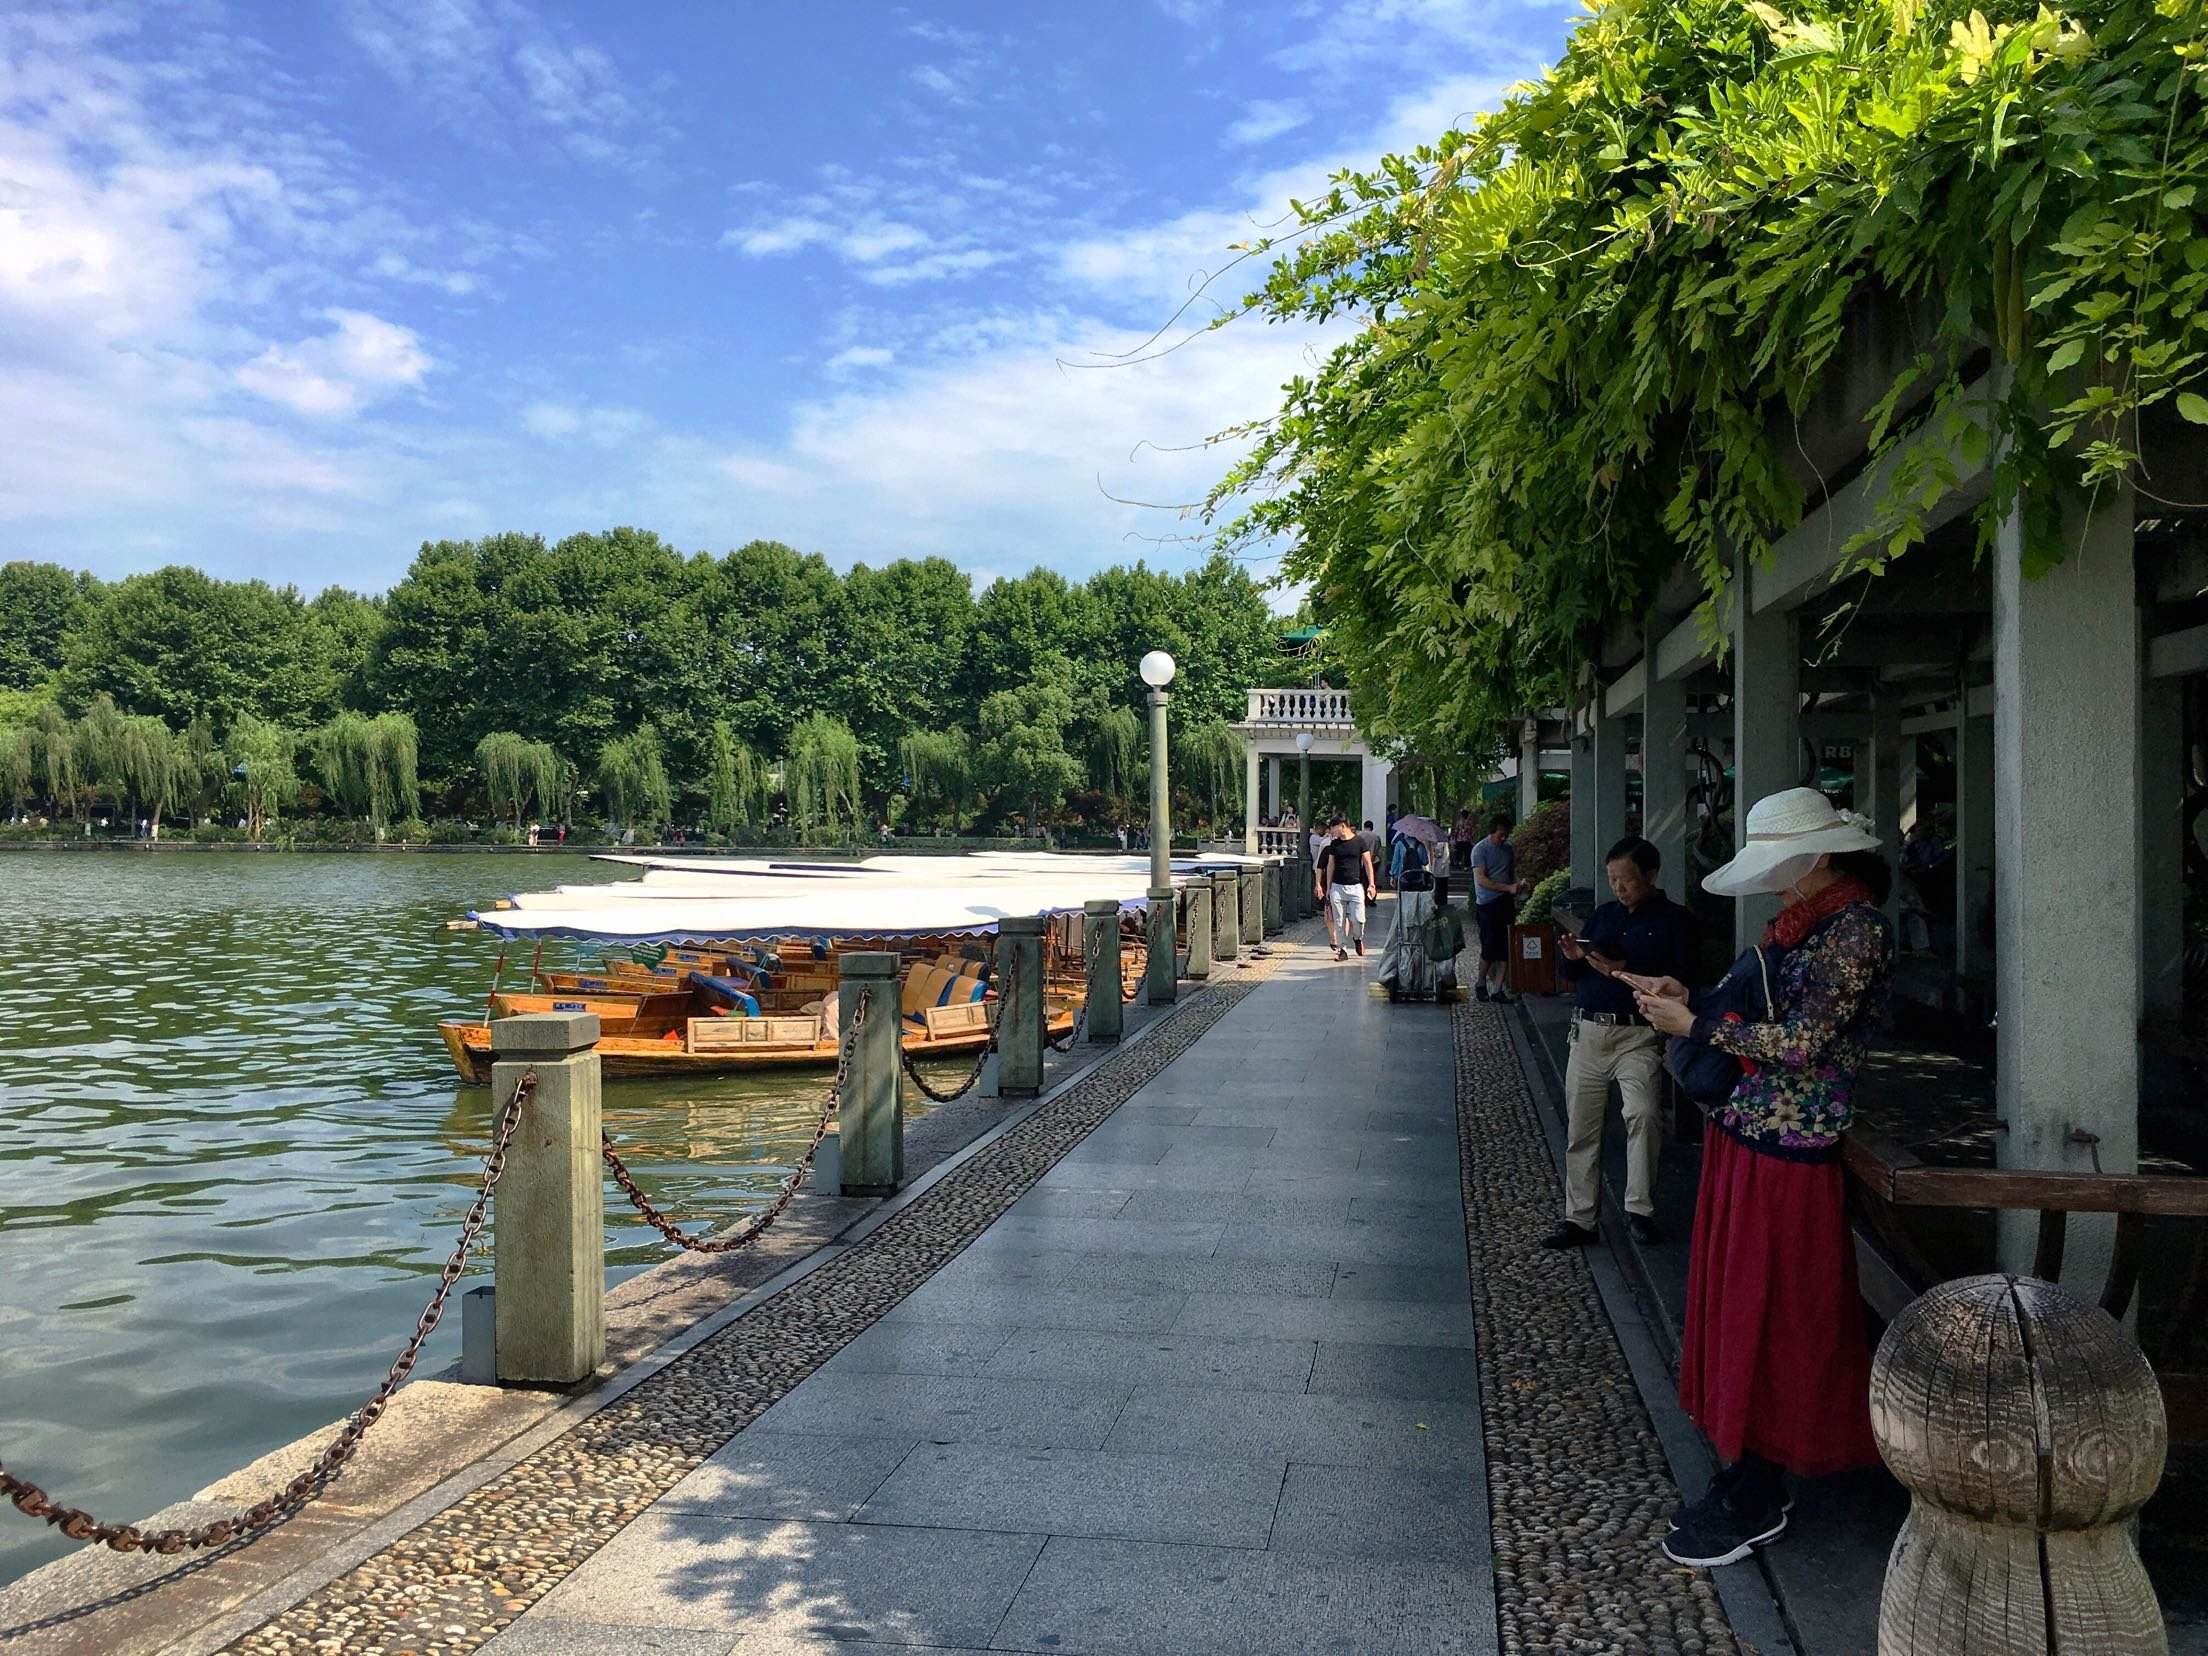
[0,853,917,1589]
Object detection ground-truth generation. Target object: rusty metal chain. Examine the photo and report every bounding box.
[0,1072,537,1557]
[1048,921,1110,1051]
[603,989,870,1252]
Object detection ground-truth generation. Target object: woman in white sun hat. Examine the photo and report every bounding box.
[1621,787,1894,1571]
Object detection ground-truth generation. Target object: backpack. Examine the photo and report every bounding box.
[1666,945,1778,1108]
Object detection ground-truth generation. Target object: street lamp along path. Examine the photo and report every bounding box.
[1140,650,1178,1004]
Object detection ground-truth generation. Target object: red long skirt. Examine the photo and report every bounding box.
[1679,1127,1880,1477]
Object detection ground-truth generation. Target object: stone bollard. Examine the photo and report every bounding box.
[1214,868,1241,963]
[993,914,1047,1096]
[1239,867,1264,947]
[1871,1274,2167,1654]
[490,1013,606,1386]
[1263,862,1282,935]
[1145,886,1178,1005]
[837,952,903,1195]
[1084,898,1125,1042]
[1184,877,1213,980]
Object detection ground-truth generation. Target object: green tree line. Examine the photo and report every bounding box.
[0,535,1288,841]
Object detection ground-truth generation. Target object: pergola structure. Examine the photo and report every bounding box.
[1231,688,1395,853]
[1508,307,2208,1302]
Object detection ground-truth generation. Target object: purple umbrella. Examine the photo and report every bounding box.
[1391,813,1447,846]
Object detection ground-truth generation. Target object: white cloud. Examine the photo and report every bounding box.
[841,220,929,262]
[371,250,480,295]
[1225,100,1308,147]
[909,64,960,98]
[236,310,431,419]
[723,216,836,256]
[521,401,583,437]
[520,399,648,445]
[857,248,1006,286]
[826,346,894,373]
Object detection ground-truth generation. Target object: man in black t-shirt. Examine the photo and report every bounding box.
[1315,817,1376,961]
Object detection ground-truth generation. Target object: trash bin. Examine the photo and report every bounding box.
[1508,923,1557,996]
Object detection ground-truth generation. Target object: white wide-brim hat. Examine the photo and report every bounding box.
[1703,787,1882,898]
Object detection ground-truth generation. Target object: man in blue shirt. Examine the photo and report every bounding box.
[1468,813,1524,1003]
[1540,835,1696,1251]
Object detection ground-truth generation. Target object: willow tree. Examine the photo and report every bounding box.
[1180,717,1244,834]
[182,717,226,824]
[898,728,972,832]
[0,725,32,815]
[476,731,567,829]
[785,714,862,839]
[32,704,79,820]
[225,714,297,839]
[1088,706,1144,815]
[704,721,767,837]
[597,724,672,835]
[312,711,420,837]
[72,694,130,813]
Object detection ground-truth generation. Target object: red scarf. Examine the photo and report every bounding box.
[1764,874,1874,950]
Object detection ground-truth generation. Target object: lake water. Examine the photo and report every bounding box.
[0,852,915,1589]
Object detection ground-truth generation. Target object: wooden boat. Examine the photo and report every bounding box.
[438,954,1079,1083]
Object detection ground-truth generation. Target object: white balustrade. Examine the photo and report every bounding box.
[1245,688,1354,727]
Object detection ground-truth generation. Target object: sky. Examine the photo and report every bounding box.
[0,0,1577,596]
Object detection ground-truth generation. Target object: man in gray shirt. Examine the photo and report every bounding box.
[1469,814,1525,1003]
[1357,819,1386,890]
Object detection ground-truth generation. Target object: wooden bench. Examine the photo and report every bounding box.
[921,1001,992,1039]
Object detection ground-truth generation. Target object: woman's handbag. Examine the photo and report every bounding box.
[1666,944,1777,1108]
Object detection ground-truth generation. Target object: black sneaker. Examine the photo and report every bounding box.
[1629,1214,1665,1247]
[1475,985,1491,1003]
[1538,1221,1595,1250]
[1354,938,1364,956]
[1334,946,1348,961]
[1489,989,1517,1005]
[1669,1464,1795,1532]
[1662,1493,1787,1567]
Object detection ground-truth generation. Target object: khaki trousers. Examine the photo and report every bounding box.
[1562,1017,1664,1226]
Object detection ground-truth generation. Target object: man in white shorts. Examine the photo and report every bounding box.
[1315,816,1377,961]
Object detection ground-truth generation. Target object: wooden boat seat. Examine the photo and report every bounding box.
[688,1014,821,1052]
[921,1001,991,1038]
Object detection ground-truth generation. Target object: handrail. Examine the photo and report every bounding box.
[1843,1129,2208,1217]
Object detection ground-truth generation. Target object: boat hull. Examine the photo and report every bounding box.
[435,1015,1071,1082]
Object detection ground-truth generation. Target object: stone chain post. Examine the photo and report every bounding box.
[1239,866,1263,948]
[1213,867,1240,963]
[1871,1273,2167,1654]
[1263,861,1282,935]
[837,952,903,1196]
[1145,885,1178,1005]
[489,1013,606,1386]
[993,914,1047,1096]
[1083,897,1124,1042]
[1185,877,1214,980]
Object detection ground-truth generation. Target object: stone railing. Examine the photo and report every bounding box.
[1254,827,1304,859]
[1245,688,1354,727]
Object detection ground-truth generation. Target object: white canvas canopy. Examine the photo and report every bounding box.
[470,882,1149,943]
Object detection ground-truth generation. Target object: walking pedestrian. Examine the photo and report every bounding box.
[1357,818,1385,891]
[1449,808,1479,875]
[1315,816,1375,960]
[1542,836,1694,1251]
[1469,813,1524,1002]
[1624,788,1893,1568]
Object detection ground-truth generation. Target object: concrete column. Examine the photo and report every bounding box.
[1083,898,1125,1043]
[1359,757,1392,836]
[1145,887,1177,1005]
[1955,713,1994,985]
[1641,653,1690,902]
[1992,478,2140,1288]
[992,915,1047,1097]
[1866,692,1906,922]
[1243,740,1260,854]
[2142,677,2185,1021]
[1591,708,1629,874]
[837,952,903,1194]
[1732,554,1802,948]
[1263,861,1282,934]
[1569,729,1598,886]
[1185,877,1213,979]
[1266,756,1282,818]
[1518,724,1540,822]
[1213,867,1240,962]
[490,1013,605,1386]
[1239,866,1263,947]
[1898,734,1921,832]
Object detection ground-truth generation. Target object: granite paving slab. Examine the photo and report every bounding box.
[991,1534,1500,1656]
[1307,1339,1483,1400]
[1101,1387,1486,1469]
[1170,1289,1476,1348]
[877,1277,1186,1334]
[984,1327,1319,1393]
[529,1514,1045,1644]
[958,1215,1226,1258]
[930,1246,1338,1300]
[479,1622,733,1656]
[1325,1261,1472,1301]
[854,1443,1287,1549]
[1210,1216,1466,1268]
[747,1373,1131,1451]
[1266,1461,1491,1561]
[654,1431,919,1524]
[816,1320,1013,1377]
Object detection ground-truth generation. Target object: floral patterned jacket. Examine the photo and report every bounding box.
[1690,904,1893,1159]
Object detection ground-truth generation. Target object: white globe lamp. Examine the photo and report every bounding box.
[1139,650,1177,690]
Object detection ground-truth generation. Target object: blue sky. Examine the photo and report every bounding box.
[1,0,1575,594]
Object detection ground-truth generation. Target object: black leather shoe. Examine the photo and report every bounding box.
[1629,1214,1665,1246]
[1539,1221,1595,1250]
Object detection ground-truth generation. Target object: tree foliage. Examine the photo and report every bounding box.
[704,720,769,835]
[476,731,569,828]
[225,715,298,839]
[1210,0,2208,758]
[785,713,864,837]
[311,711,421,835]
[596,724,672,833]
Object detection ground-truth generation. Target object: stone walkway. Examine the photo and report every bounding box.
[479,941,1497,1656]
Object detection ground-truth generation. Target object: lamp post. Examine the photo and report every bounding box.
[1140,650,1178,1003]
[1294,730,1314,918]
